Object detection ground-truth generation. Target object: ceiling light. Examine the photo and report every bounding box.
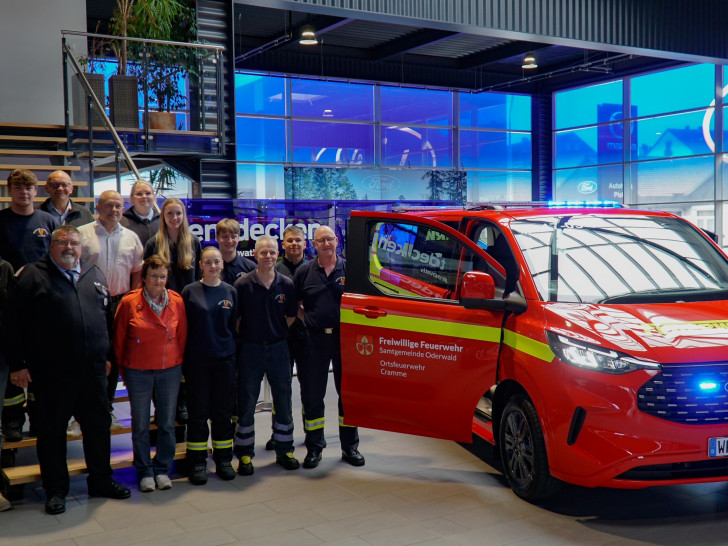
[522,52,538,69]
[299,25,318,45]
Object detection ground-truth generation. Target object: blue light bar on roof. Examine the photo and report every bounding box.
[547,200,621,208]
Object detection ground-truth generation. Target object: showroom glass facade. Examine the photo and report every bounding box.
[235,73,532,203]
[553,63,726,246]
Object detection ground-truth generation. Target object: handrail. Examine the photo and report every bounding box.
[62,30,225,52]
[62,38,143,183]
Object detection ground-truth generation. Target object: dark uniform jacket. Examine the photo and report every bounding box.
[38,198,95,228]
[2,254,111,380]
[120,208,161,246]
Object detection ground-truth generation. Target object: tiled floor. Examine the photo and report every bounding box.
[3,377,728,545]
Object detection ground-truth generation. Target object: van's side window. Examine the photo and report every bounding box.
[368,221,477,301]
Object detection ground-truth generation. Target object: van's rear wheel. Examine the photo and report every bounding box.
[499,394,559,501]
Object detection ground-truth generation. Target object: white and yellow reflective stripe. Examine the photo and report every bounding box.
[338,415,355,428]
[212,439,233,450]
[503,330,554,363]
[4,393,26,406]
[304,417,325,431]
[341,309,501,343]
[186,441,208,452]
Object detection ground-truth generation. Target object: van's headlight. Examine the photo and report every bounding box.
[546,332,661,374]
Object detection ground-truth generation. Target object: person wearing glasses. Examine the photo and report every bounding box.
[120,180,160,246]
[38,170,94,228]
[3,225,131,514]
[294,225,364,469]
[0,169,58,444]
[112,255,187,493]
[77,190,144,434]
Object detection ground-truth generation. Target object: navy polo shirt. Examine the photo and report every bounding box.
[181,281,238,358]
[223,253,256,286]
[0,209,58,270]
[294,256,346,330]
[235,270,297,343]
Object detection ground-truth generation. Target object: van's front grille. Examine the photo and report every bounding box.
[637,364,728,424]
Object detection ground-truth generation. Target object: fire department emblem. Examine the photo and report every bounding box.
[355,334,374,356]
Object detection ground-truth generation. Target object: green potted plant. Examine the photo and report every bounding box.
[129,0,199,130]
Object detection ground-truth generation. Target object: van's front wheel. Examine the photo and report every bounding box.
[499,394,559,501]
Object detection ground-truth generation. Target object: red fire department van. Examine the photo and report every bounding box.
[340,203,728,501]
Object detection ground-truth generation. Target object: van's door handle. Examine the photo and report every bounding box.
[353,306,388,319]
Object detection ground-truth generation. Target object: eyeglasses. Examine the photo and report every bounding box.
[48,183,71,190]
[52,239,81,247]
[314,237,336,244]
[147,274,168,281]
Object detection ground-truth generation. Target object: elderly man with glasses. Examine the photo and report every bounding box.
[3,225,131,515]
[37,170,94,227]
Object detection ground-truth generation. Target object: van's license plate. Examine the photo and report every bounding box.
[709,437,728,457]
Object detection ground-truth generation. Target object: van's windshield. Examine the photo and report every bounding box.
[510,214,728,304]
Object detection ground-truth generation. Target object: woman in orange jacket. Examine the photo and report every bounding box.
[113,254,187,493]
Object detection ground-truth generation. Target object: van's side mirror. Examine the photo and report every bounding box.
[460,271,527,315]
[461,271,495,300]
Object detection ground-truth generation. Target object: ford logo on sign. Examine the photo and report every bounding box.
[577,180,598,194]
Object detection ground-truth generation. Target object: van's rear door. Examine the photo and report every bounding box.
[341,212,505,443]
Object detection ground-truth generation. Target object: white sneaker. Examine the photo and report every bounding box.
[139,477,155,492]
[110,413,124,431]
[66,419,81,438]
[155,474,172,490]
[0,492,12,512]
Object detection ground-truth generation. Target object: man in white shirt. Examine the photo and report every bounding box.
[78,190,144,430]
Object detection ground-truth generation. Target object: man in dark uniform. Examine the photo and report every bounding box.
[37,170,94,228]
[216,218,256,285]
[294,225,365,469]
[4,225,131,515]
[0,169,58,441]
[265,224,308,451]
[234,235,300,475]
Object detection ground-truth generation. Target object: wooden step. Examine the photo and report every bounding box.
[0,135,67,144]
[2,443,190,486]
[1,418,140,449]
[0,150,73,157]
[0,122,65,130]
[0,164,80,171]
[76,151,115,158]
[72,138,115,145]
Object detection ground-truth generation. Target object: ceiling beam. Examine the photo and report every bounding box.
[458,42,549,69]
[371,29,459,60]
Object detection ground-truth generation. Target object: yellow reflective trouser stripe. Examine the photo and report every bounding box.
[503,330,554,363]
[186,441,208,451]
[341,310,553,363]
[341,309,501,342]
[304,417,325,431]
[4,393,26,407]
[338,415,355,428]
[212,439,233,450]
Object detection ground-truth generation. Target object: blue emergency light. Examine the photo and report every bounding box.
[547,200,621,208]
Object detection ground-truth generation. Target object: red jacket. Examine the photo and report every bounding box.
[113,288,187,373]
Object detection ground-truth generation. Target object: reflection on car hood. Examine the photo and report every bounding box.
[545,300,728,362]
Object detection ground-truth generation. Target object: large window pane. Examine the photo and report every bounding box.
[553,165,624,202]
[236,73,286,116]
[631,156,715,204]
[380,87,452,125]
[236,163,286,199]
[554,81,622,129]
[236,117,286,162]
[290,79,374,121]
[631,64,714,118]
[467,171,532,202]
[291,121,374,165]
[554,124,624,169]
[631,111,713,160]
[381,126,452,167]
[459,92,530,130]
[460,130,531,169]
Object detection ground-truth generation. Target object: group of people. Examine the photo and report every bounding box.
[0,168,363,516]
